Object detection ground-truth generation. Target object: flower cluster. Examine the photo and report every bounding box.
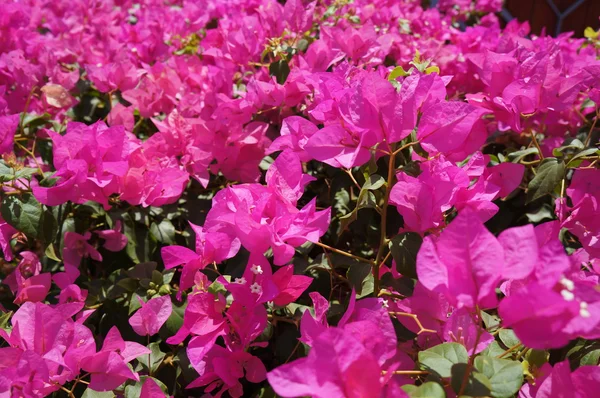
[0,0,599,397]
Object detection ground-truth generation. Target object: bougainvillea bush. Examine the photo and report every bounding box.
[1,0,600,396]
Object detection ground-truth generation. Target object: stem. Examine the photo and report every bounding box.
[388,311,436,335]
[392,141,419,156]
[458,308,484,396]
[15,142,44,176]
[147,335,152,377]
[374,146,397,294]
[498,343,523,359]
[584,109,599,147]
[530,132,544,160]
[381,370,429,376]
[313,241,374,265]
[344,168,361,190]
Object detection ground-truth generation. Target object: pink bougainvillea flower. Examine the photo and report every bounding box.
[0,302,96,395]
[0,113,19,154]
[418,102,491,161]
[271,265,313,307]
[140,377,167,398]
[166,292,227,346]
[520,360,600,398]
[3,251,41,293]
[268,116,319,162]
[95,220,128,252]
[0,215,16,261]
[203,152,330,265]
[82,326,150,391]
[54,231,102,288]
[129,295,173,336]
[443,307,493,355]
[161,222,239,293]
[268,326,393,398]
[187,343,266,398]
[32,121,138,208]
[417,208,504,309]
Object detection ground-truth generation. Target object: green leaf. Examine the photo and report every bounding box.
[118,278,139,293]
[44,243,61,262]
[580,348,600,366]
[296,39,309,52]
[150,219,175,244]
[480,311,500,330]
[0,311,12,329]
[269,60,290,85]
[525,349,548,368]
[137,342,165,374]
[1,194,57,241]
[499,329,521,349]
[388,66,410,81]
[363,174,385,190]
[339,189,376,232]
[161,300,186,338]
[82,389,115,398]
[402,381,446,397]
[13,167,38,180]
[418,342,469,378]
[389,232,422,279]
[552,138,584,157]
[474,356,523,398]
[526,158,565,203]
[568,148,599,166]
[481,341,506,358]
[450,363,491,397]
[208,279,227,296]
[508,147,539,163]
[124,376,169,398]
[347,262,372,296]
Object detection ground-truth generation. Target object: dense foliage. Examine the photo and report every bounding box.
[0,0,600,397]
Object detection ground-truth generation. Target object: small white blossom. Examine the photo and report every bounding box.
[235,277,247,285]
[381,299,389,308]
[561,289,575,301]
[250,264,263,275]
[580,302,591,318]
[250,282,262,294]
[560,277,575,291]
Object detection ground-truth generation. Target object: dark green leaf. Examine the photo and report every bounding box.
[347,262,372,296]
[161,300,186,338]
[525,349,548,368]
[137,342,166,374]
[418,342,469,378]
[474,356,523,398]
[499,329,521,349]
[118,278,139,293]
[568,148,599,166]
[526,158,565,203]
[389,232,422,279]
[508,148,539,163]
[1,194,56,241]
[450,363,491,397]
[150,219,175,245]
[269,60,290,85]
